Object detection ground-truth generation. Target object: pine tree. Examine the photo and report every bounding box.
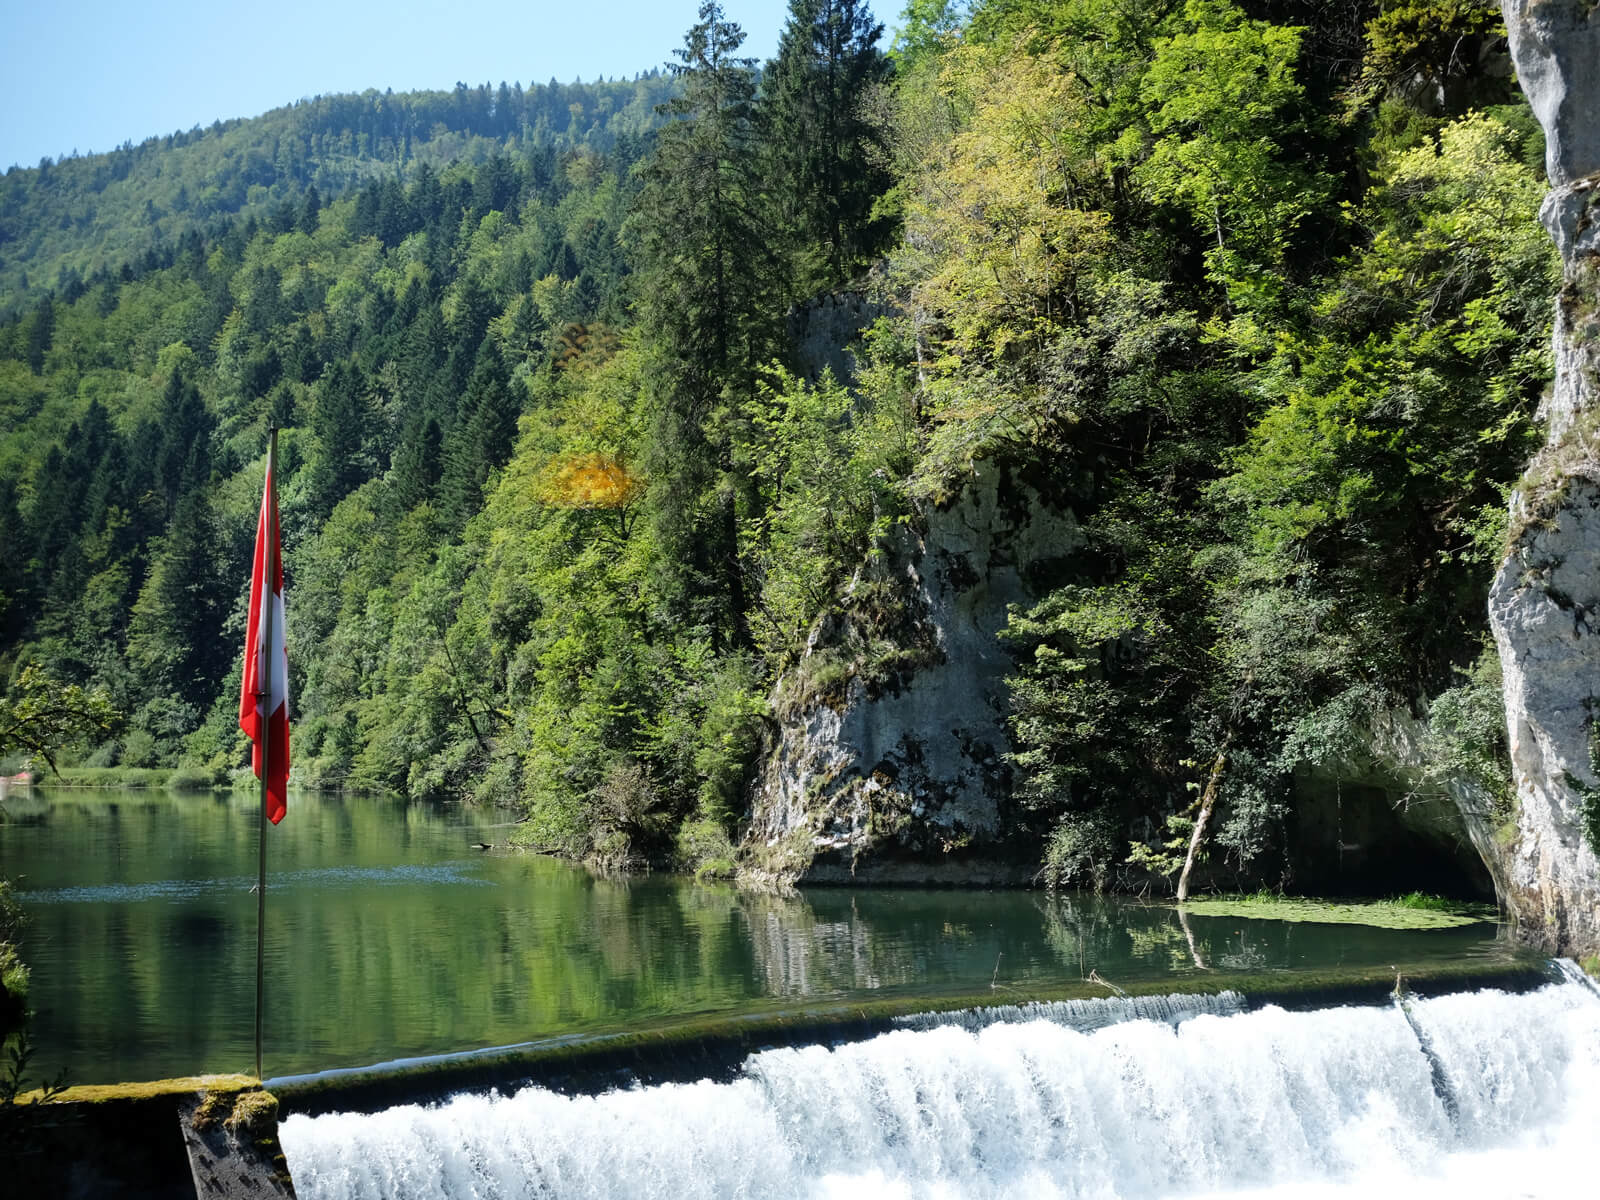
[305,360,373,517]
[24,295,54,374]
[0,480,27,641]
[388,415,444,517]
[298,185,322,234]
[438,341,518,532]
[762,0,894,295]
[126,486,230,714]
[153,367,214,517]
[632,2,779,647]
[635,2,773,390]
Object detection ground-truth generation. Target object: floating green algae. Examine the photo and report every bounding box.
[1178,896,1494,930]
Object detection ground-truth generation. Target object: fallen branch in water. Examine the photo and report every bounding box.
[1087,970,1129,997]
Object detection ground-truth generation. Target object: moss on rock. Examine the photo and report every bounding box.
[224,1087,279,1139]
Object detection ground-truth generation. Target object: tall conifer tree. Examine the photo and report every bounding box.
[762,0,894,295]
[632,2,777,647]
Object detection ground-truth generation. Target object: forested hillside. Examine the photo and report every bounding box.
[0,74,677,314]
[0,0,1556,890]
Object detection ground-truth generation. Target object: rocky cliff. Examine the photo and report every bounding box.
[743,463,1079,884]
[787,287,887,386]
[1489,0,1600,954]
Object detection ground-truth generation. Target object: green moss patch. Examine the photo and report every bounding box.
[20,1072,258,1105]
[1177,895,1494,930]
[223,1088,280,1137]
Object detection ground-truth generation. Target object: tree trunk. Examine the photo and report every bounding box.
[1176,740,1230,902]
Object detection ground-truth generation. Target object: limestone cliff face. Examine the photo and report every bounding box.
[787,288,887,386]
[743,464,1078,884]
[1490,0,1600,954]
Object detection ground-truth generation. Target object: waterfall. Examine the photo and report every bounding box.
[280,976,1600,1200]
[1553,956,1600,998]
[892,990,1247,1034]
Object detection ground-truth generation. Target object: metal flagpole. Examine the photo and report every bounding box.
[255,427,277,1082]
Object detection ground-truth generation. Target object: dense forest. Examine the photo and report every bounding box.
[0,0,1556,889]
[0,73,678,314]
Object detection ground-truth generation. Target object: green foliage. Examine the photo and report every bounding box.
[741,365,913,658]
[1041,810,1120,890]
[0,943,23,1027]
[43,765,174,788]
[1180,893,1491,929]
[0,1027,69,1105]
[1390,890,1457,911]
[1126,813,1195,880]
[686,656,769,825]
[0,0,1554,893]
[763,0,896,294]
[1140,0,1332,289]
[0,75,679,316]
[0,879,24,993]
[1576,700,1600,856]
[675,817,740,879]
[940,5,1551,889]
[1351,0,1510,117]
[629,3,779,651]
[0,879,31,1059]
[1421,646,1514,823]
[0,665,117,774]
[892,1,969,69]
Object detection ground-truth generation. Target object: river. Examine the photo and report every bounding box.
[6,786,1593,1198]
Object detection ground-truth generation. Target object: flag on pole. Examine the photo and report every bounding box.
[239,454,289,824]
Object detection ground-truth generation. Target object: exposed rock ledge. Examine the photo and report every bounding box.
[742,462,1079,885]
[1487,0,1600,954]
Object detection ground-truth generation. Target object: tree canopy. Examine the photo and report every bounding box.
[0,0,1549,887]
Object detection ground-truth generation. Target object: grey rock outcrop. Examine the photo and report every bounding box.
[1502,1,1600,188]
[787,288,887,386]
[743,463,1079,884]
[1489,0,1600,954]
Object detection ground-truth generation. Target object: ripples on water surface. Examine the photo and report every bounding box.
[0,787,1531,1084]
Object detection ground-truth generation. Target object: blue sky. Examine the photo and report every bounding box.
[0,1,817,170]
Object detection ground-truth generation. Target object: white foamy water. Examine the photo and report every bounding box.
[280,973,1600,1200]
[891,990,1247,1033]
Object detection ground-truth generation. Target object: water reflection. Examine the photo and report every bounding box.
[0,788,1520,1084]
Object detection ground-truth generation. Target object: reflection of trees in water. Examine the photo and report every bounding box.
[732,891,893,996]
[732,890,1226,997]
[1039,894,1116,976]
[1036,893,1196,979]
[1123,918,1208,973]
[1177,907,1209,970]
[38,791,1512,1084]
[1039,895,1222,975]
[732,890,1065,998]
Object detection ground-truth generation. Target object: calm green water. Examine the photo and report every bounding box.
[0,787,1526,1085]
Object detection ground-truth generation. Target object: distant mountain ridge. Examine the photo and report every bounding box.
[0,75,677,316]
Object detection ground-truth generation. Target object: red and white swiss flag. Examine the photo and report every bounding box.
[239,460,289,824]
